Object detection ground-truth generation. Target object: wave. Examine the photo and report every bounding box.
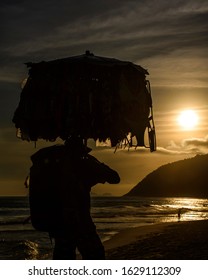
[0,237,51,260]
[0,196,207,260]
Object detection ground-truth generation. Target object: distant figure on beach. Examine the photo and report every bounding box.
[177,208,182,222]
[49,137,120,260]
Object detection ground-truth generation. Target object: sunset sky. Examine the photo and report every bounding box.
[1,0,208,196]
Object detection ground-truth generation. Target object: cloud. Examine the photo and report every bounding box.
[1,1,208,65]
[165,136,208,155]
[2,1,208,87]
[182,136,208,149]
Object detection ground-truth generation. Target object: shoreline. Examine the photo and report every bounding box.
[1,219,208,260]
[104,219,208,259]
[104,222,169,250]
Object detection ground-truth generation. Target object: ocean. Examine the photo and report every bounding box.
[0,196,208,260]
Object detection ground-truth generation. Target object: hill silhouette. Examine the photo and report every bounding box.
[125,154,208,198]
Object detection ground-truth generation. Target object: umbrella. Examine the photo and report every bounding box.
[12,51,156,151]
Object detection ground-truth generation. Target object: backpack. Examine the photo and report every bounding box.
[28,145,64,231]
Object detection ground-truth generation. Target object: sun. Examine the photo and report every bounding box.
[177,110,198,130]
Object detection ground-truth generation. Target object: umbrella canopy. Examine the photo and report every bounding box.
[12,51,156,151]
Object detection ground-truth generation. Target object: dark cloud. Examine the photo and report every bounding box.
[0,0,130,48]
[1,0,208,58]
[0,0,208,85]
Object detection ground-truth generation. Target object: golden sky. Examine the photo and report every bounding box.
[0,0,208,196]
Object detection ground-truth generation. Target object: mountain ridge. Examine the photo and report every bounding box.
[125,154,208,198]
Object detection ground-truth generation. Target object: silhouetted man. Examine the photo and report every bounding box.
[50,137,120,259]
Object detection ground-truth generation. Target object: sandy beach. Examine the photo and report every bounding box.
[1,220,207,260]
[104,220,208,260]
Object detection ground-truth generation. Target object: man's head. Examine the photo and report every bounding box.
[64,136,91,156]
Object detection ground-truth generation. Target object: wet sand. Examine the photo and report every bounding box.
[104,220,208,260]
[1,220,207,260]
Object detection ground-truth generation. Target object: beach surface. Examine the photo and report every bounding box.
[104,220,208,260]
[1,220,208,260]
